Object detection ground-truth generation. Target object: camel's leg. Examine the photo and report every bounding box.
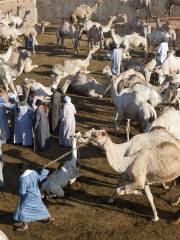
[89,89,102,98]
[61,79,71,94]
[172,195,180,206]
[162,183,170,190]
[126,119,130,142]
[144,185,159,221]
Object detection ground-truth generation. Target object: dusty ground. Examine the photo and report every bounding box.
[0,22,180,240]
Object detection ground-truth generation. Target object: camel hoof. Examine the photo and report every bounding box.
[107,197,114,204]
[152,216,159,222]
[171,201,178,206]
[116,187,125,195]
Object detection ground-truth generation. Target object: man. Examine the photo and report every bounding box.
[111,44,123,76]
[50,86,61,135]
[14,163,53,231]
[156,36,169,66]
[34,99,50,152]
[0,129,6,187]
[59,96,76,147]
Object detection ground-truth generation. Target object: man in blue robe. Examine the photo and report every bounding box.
[0,128,6,187]
[14,164,53,231]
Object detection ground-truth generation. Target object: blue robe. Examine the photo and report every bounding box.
[0,131,6,187]
[14,169,50,222]
[0,98,10,141]
[14,104,33,146]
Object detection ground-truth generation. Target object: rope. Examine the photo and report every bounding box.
[43,140,90,169]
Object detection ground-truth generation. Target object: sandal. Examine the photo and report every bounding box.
[42,217,55,224]
[14,225,28,231]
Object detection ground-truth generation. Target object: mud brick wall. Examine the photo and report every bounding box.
[0,0,37,24]
[37,0,180,22]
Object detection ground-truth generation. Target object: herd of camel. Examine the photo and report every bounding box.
[1,0,180,231]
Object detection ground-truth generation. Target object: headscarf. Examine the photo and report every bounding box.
[64,96,71,104]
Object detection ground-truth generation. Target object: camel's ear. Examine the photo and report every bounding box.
[102,130,107,137]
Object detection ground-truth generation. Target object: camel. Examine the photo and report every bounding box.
[155,52,180,84]
[0,44,15,64]
[87,16,117,49]
[165,0,180,18]
[56,19,80,54]
[61,71,111,98]
[110,74,157,140]
[8,48,38,73]
[17,78,53,103]
[9,8,31,27]
[153,17,176,48]
[52,45,99,88]
[129,0,152,22]
[0,50,30,93]
[145,107,180,140]
[41,133,82,198]
[70,0,104,26]
[111,30,147,58]
[82,128,180,221]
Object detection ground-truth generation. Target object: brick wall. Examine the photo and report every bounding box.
[37,0,180,22]
[0,0,38,24]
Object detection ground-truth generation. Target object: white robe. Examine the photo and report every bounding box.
[59,103,76,146]
[111,48,123,76]
[157,42,169,64]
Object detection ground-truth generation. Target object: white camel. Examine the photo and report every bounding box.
[56,19,80,54]
[155,52,180,84]
[52,45,99,88]
[61,71,111,98]
[70,0,104,26]
[41,132,83,198]
[145,107,180,140]
[110,74,157,140]
[0,50,30,93]
[82,128,180,221]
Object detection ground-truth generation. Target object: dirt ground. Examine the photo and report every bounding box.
[0,22,180,240]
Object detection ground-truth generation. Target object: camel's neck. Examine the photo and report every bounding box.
[111,31,119,45]
[71,137,77,166]
[111,80,119,105]
[91,3,98,14]
[105,18,115,29]
[103,138,132,173]
[5,45,13,62]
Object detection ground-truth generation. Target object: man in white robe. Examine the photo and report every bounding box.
[156,37,169,65]
[111,45,123,76]
[59,96,76,147]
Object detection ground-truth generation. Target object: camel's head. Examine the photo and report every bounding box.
[109,16,117,22]
[83,129,108,147]
[96,0,104,7]
[71,132,88,145]
[102,66,112,77]
[20,49,31,58]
